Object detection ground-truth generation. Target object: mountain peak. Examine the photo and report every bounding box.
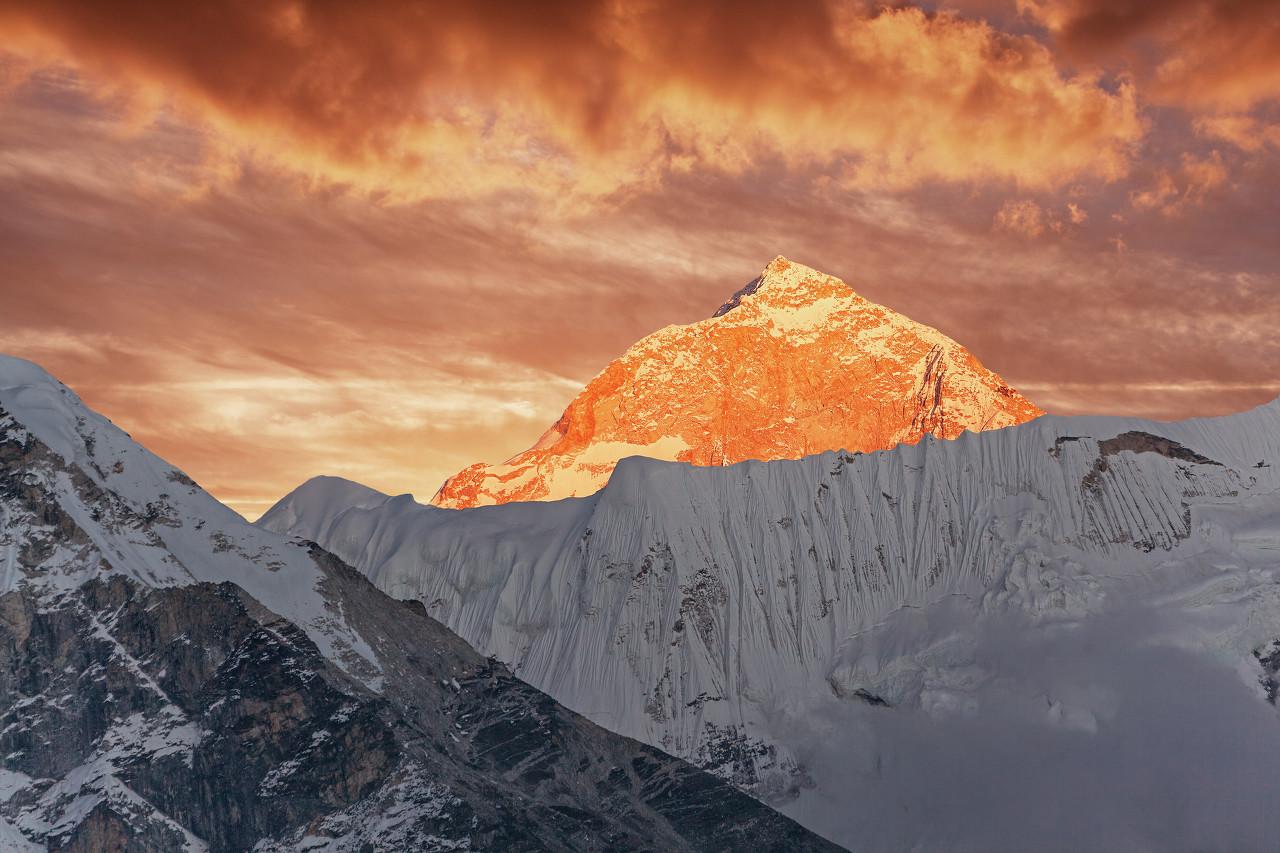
[432,259,1043,508]
[756,255,843,296]
[714,256,854,317]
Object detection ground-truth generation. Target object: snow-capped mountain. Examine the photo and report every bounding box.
[0,354,840,852]
[432,256,1042,508]
[265,398,1280,851]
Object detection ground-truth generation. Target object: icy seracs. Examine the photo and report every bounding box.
[265,397,1280,851]
[431,255,1043,507]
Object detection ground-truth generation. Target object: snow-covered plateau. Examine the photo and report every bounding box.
[264,395,1280,851]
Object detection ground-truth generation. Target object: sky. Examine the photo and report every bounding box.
[1,0,1278,518]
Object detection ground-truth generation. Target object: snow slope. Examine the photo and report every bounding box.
[432,256,1042,507]
[0,353,384,686]
[265,397,1280,851]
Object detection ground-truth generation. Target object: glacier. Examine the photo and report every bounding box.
[264,399,1280,851]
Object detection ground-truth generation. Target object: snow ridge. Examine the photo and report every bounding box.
[265,396,1280,850]
[0,353,384,687]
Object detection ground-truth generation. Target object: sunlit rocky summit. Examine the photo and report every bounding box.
[432,256,1044,508]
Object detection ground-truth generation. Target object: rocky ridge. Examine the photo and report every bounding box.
[0,354,842,852]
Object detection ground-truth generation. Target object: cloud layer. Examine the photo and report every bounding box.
[1,1,1278,516]
[0,0,1146,198]
[1021,0,1280,110]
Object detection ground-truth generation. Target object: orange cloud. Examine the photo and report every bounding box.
[1194,113,1280,151]
[1129,151,1229,216]
[0,1,1144,200]
[993,198,1088,237]
[1020,0,1280,110]
[994,199,1052,237]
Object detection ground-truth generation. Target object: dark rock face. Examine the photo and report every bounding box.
[0,568,412,851]
[306,552,846,852]
[1096,431,1222,467]
[0,572,844,852]
[0,400,844,851]
[1050,430,1240,552]
[1254,640,1280,704]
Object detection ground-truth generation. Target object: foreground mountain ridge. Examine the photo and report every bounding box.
[267,394,1280,851]
[0,354,841,852]
[432,256,1043,508]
